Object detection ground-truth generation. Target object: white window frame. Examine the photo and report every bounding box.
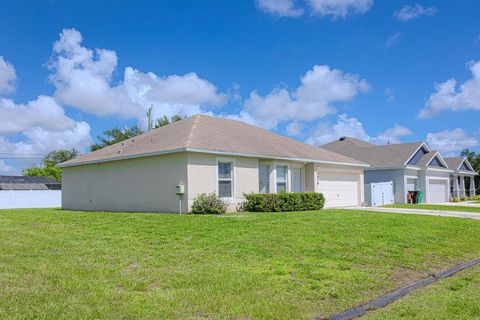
[274,162,290,193]
[216,158,235,199]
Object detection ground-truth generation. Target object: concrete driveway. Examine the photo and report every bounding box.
[345,205,480,220]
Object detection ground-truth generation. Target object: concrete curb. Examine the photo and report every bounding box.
[327,257,480,320]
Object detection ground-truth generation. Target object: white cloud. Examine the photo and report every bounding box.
[0,56,16,96]
[395,4,437,21]
[0,54,93,174]
[384,88,396,102]
[256,0,304,17]
[286,121,304,136]
[307,0,374,20]
[0,96,76,136]
[426,128,479,155]
[49,28,226,123]
[418,60,480,119]
[306,114,412,146]
[239,64,369,129]
[385,32,401,48]
[0,160,16,175]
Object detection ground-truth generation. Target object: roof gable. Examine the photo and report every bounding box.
[407,146,428,165]
[321,138,424,169]
[428,155,447,168]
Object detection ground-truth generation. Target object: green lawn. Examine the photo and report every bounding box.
[1,209,480,319]
[384,203,480,213]
[365,264,480,319]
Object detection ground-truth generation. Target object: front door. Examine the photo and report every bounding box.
[292,168,302,192]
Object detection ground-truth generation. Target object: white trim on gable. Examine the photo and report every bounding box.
[404,142,431,166]
[426,151,449,169]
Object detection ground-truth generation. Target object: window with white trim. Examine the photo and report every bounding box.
[259,164,270,194]
[276,165,288,193]
[218,161,233,198]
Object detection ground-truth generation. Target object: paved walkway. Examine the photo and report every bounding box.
[345,206,480,220]
[436,201,480,208]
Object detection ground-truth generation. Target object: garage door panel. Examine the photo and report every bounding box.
[317,172,359,207]
[428,179,448,203]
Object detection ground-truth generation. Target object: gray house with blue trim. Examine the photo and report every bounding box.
[321,137,459,204]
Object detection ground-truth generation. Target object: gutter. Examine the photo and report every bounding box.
[56,147,370,169]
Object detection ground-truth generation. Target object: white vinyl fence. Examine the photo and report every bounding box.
[0,190,61,209]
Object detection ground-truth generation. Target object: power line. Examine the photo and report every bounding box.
[0,153,47,156]
[0,157,44,160]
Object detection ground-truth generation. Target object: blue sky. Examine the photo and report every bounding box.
[1,0,480,174]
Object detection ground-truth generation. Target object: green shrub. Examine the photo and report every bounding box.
[191,193,227,214]
[242,192,325,212]
[450,197,460,203]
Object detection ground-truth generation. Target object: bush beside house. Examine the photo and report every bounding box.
[191,193,227,214]
[243,192,325,212]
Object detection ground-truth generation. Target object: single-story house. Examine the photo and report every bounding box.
[444,157,477,198]
[58,115,369,213]
[321,137,460,204]
[0,175,61,190]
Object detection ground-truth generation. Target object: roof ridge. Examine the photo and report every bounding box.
[185,114,201,148]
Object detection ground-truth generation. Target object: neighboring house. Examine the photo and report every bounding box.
[444,157,477,198]
[321,137,455,204]
[0,175,62,209]
[0,175,61,190]
[58,115,368,213]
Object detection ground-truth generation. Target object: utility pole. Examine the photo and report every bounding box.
[146,105,153,131]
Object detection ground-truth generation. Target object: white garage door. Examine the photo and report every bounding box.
[317,172,359,207]
[428,179,448,203]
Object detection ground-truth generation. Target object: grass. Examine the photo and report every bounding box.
[1,209,480,319]
[365,264,480,319]
[384,203,480,213]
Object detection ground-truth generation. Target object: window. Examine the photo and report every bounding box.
[218,161,233,198]
[259,164,270,194]
[276,165,288,193]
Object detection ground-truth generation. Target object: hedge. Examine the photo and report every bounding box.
[242,192,325,212]
[191,193,227,214]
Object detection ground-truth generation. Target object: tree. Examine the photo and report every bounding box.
[22,149,78,181]
[460,149,480,193]
[90,126,143,151]
[154,115,185,129]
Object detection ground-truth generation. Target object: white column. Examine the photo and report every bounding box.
[459,175,466,198]
[452,175,460,198]
[471,178,476,197]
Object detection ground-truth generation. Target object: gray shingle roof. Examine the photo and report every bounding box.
[321,137,424,168]
[444,157,465,171]
[415,152,437,167]
[59,115,367,168]
[0,183,49,190]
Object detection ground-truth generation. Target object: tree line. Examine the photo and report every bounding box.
[22,115,184,181]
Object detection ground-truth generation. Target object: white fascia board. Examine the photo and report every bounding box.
[185,148,370,168]
[425,167,454,173]
[366,166,419,171]
[56,148,188,168]
[57,147,370,169]
[457,170,479,176]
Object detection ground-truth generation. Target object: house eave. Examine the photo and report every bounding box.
[57,147,370,169]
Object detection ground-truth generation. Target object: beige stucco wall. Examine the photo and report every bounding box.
[62,152,188,213]
[187,153,259,211]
